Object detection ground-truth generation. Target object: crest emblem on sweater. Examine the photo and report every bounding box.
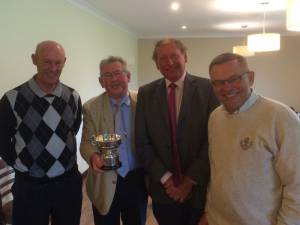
[240,137,253,150]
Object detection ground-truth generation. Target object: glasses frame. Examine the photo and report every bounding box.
[100,70,128,79]
[211,72,249,87]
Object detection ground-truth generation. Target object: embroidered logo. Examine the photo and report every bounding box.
[240,137,253,150]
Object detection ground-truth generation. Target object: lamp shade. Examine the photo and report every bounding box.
[233,45,255,56]
[247,33,280,52]
[287,0,300,31]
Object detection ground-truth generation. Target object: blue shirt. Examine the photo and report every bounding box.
[110,93,139,177]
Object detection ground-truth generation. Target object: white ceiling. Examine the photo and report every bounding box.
[67,0,300,38]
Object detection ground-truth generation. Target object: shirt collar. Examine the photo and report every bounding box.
[165,72,186,89]
[223,89,258,114]
[110,92,131,107]
[28,75,62,98]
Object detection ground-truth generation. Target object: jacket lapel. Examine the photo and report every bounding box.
[99,93,115,134]
[155,79,169,129]
[178,74,196,127]
[129,91,137,153]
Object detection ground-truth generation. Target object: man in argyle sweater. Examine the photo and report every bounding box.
[0,40,82,225]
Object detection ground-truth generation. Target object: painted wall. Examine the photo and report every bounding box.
[0,0,138,172]
[138,37,300,111]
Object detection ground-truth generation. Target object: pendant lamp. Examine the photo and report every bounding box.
[233,25,255,57]
[286,0,300,31]
[247,2,280,52]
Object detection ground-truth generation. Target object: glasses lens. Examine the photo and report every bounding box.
[211,72,248,87]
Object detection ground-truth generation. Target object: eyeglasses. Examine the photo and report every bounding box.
[210,72,249,87]
[101,70,127,79]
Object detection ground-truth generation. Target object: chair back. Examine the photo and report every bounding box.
[0,158,14,225]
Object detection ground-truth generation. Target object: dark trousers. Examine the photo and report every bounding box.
[92,169,148,225]
[12,169,82,225]
[152,201,203,225]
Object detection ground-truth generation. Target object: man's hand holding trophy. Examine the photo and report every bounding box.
[89,133,122,171]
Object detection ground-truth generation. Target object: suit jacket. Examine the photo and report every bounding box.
[80,91,137,215]
[135,73,219,209]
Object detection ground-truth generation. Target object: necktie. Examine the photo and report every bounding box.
[114,103,129,177]
[167,83,183,186]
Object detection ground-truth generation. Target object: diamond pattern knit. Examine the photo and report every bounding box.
[5,79,81,178]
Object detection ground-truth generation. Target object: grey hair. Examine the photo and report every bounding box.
[99,56,128,74]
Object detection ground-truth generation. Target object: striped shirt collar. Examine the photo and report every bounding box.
[110,92,131,107]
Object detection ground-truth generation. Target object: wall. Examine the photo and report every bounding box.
[0,0,138,172]
[138,37,300,111]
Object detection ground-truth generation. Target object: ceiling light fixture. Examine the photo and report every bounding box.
[233,25,255,57]
[286,0,300,31]
[214,0,286,13]
[181,25,187,30]
[170,2,180,11]
[216,22,260,30]
[247,2,280,52]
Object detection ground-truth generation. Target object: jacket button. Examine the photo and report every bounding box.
[112,181,117,184]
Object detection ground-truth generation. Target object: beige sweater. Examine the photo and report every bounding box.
[206,93,300,225]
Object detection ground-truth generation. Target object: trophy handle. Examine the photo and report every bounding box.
[89,135,97,146]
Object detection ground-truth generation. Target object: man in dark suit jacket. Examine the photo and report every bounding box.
[135,38,219,225]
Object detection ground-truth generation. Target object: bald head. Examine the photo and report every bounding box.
[31,40,66,93]
[34,40,65,58]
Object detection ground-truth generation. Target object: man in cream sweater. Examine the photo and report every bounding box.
[199,53,300,225]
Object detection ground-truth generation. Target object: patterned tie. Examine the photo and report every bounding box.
[167,83,183,186]
[114,103,129,177]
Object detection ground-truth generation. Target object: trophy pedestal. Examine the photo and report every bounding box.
[101,162,122,170]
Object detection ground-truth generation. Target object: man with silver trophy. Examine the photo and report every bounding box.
[89,133,122,170]
[80,56,147,225]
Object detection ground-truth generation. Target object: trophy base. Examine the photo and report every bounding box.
[101,162,122,171]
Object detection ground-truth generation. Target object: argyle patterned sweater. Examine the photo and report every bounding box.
[0,77,82,178]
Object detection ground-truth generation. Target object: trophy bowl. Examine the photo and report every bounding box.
[90,133,122,170]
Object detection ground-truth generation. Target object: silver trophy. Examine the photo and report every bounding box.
[89,133,122,170]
